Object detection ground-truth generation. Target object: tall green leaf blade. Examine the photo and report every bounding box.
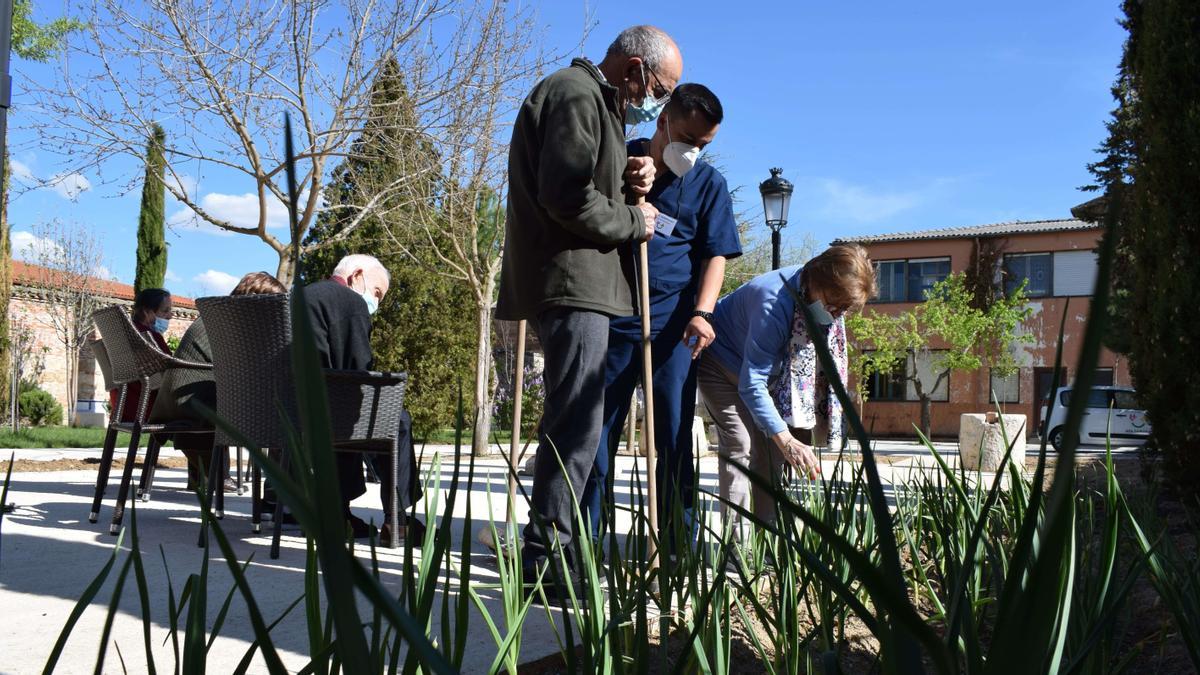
[985,187,1119,673]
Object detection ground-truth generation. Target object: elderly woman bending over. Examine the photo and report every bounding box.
[698,243,876,530]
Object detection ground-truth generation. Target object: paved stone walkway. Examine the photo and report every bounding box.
[0,438,1139,672]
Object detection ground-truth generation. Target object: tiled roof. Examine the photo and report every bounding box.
[832,218,1097,245]
[11,260,197,310]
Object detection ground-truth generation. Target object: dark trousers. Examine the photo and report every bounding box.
[336,410,421,524]
[581,303,697,542]
[522,307,610,561]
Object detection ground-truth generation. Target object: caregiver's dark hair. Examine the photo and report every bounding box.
[664,83,724,126]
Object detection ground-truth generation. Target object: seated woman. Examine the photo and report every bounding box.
[148,272,287,490]
[698,243,876,534]
[110,288,174,424]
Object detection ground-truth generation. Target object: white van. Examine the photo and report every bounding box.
[1040,386,1151,451]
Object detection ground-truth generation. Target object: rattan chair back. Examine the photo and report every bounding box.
[90,339,117,393]
[91,305,179,385]
[196,294,299,448]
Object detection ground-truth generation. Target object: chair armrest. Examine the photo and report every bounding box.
[165,357,214,371]
[323,369,407,386]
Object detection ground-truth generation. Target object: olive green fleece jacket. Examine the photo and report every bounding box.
[496,58,644,320]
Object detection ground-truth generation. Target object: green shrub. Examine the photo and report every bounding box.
[19,388,63,427]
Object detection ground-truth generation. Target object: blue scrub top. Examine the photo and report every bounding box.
[612,139,742,337]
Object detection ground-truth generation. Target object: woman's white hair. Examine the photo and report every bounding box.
[605,25,672,72]
[333,254,390,284]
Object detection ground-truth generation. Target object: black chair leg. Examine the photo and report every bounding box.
[389,444,399,549]
[211,445,227,520]
[251,458,262,534]
[110,426,143,535]
[89,426,120,523]
[197,465,217,548]
[137,434,163,502]
[236,446,245,495]
[270,450,289,559]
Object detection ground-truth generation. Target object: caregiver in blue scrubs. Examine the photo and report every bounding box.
[582,83,742,546]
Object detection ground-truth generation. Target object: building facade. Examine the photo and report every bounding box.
[9,261,197,427]
[836,217,1128,439]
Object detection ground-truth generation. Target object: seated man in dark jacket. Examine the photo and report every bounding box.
[304,253,422,540]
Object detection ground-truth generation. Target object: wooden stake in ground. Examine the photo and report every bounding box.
[506,319,527,523]
[478,318,527,553]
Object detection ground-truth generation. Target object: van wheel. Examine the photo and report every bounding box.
[1049,426,1065,452]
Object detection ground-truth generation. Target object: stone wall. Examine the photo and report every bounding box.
[7,293,196,427]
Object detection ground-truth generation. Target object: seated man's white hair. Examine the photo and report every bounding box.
[333,254,390,284]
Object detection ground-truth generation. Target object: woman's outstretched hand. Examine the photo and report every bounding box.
[773,432,821,480]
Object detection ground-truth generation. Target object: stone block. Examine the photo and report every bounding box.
[958,413,1026,473]
[74,411,108,428]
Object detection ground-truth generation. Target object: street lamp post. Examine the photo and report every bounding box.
[759,167,794,270]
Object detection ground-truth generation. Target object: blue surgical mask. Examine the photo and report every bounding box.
[361,291,379,315]
[154,317,170,333]
[625,64,669,125]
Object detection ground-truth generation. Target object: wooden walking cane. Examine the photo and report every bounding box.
[631,194,660,575]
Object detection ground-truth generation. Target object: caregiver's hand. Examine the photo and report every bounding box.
[682,315,715,359]
[773,431,820,480]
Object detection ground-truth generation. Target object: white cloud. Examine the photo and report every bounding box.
[93,265,119,282]
[10,159,35,184]
[814,179,923,224]
[47,171,92,200]
[168,190,295,234]
[11,230,64,261]
[193,269,240,296]
[164,267,182,282]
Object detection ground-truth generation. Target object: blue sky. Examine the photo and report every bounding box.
[7,1,1125,298]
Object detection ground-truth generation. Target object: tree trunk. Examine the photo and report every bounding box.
[275,250,295,287]
[920,395,932,441]
[66,341,79,427]
[471,299,493,457]
[0,153,11,419]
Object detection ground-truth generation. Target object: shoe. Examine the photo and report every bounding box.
[523,555,591,607]
[377,516,427,545]
[347,513,373,539]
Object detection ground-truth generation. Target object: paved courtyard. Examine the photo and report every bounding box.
[0,438,1141,673]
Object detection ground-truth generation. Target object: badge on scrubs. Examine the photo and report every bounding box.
[654,212,678,238]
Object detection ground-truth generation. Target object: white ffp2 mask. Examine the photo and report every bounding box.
[664,142,701,177]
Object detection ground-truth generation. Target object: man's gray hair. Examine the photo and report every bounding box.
[606,25,672,71]
[333,254,390,284]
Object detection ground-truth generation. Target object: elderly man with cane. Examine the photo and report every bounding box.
[496,25,682,602]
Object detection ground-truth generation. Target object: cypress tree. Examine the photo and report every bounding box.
[304,58,474,437]
[134,124,167,292]
[1093,0,1200,493]
[1127,0,1200,493]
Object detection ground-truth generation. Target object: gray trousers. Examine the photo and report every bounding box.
[696,354,788,533]
[522,307,610,561]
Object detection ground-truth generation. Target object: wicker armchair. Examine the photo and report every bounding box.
[88,306,214,535]
[195,293,407,558]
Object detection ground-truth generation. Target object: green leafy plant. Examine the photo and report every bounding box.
[848,272,1033,438]
[19,387,63,427]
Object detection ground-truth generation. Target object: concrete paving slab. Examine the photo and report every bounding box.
[0,439,1140,673]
